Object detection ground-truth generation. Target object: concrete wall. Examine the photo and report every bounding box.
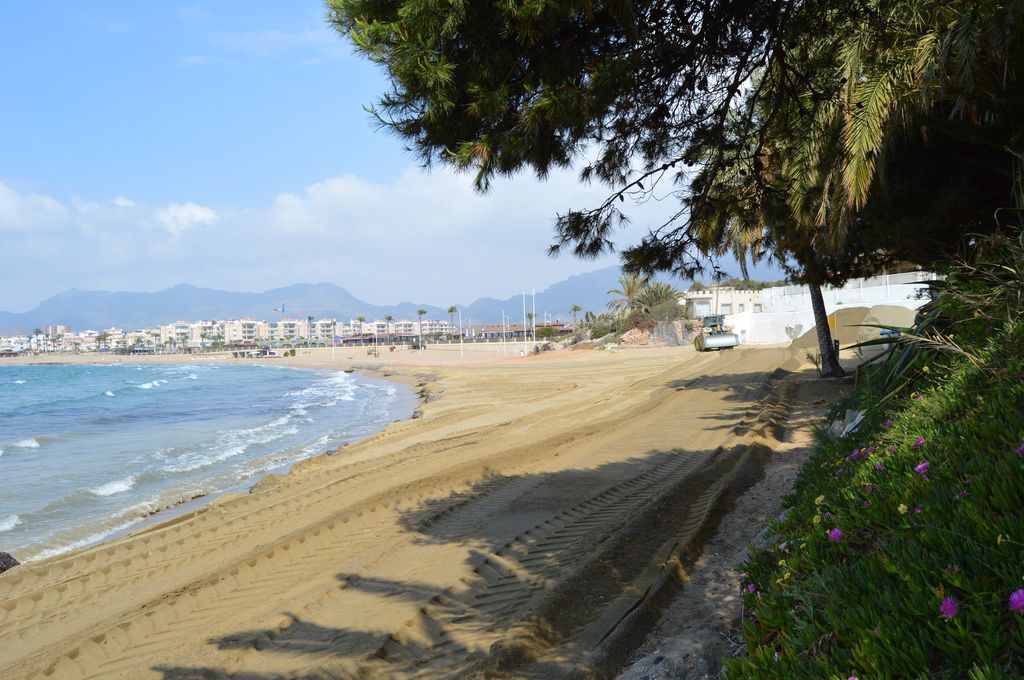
[726,271,936,345]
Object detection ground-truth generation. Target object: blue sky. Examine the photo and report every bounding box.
[0,2,781,313]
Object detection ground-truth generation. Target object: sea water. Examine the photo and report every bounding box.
[0,362,413,560]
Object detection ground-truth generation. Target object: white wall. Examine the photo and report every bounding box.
[727,272,936,345]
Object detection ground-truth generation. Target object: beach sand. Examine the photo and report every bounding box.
[0,342,823,678]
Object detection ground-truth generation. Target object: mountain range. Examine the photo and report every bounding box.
[0,266,636,334]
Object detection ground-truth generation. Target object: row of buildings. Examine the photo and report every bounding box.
[0,316,570,355]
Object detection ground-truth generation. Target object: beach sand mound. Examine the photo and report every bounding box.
[0,345,825,679]
[789,304,918,352]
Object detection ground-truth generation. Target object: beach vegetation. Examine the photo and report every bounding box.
[728,231,1024,677]
[606,273,649,314]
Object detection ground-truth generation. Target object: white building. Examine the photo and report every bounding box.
[723,271,935,345]
[680,288,765,317]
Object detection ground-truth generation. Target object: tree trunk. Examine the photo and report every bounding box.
[809,282,845,378]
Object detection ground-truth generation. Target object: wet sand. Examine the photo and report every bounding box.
[0,343,816,678]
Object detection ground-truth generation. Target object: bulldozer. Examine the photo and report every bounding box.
[694,314,740,352]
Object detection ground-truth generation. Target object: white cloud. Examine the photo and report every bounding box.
[154,202,218,235]
[71,197,99,215]
[211,28,337,56]
[0,182,69,231]
[4,166,774,313]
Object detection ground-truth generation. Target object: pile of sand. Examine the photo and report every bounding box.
[789,304,918,352]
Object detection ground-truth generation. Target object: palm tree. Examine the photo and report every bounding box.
[356,316,366,343]
[384,314,394,343]
[416,308,427,349]
[570,304,583,326]
[607,273,649,314]
[447,305,457,340]
[526,312,535,341]
[637,282,680,312]
[306,315,315,344]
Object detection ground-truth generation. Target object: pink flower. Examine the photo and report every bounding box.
[883,419,892,427]
[1010,589,1024,613]
[914,460,930,475]
[828,528,843,542]
[940,596,958,619]
[746,583,756,593]
[913,437,926,447]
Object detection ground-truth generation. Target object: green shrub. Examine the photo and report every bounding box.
[625,311,656,332]
[728,232,1024,678]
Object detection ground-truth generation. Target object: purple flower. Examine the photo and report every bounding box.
[1010,589,1024,613]
[874,463,885,473]
[850,448,861,460]
[824,511,832,519]
[940,596,958,619]
[1016,442,1024,457]
[746,583,756,593]
[955,491,967,500]
[913,437,926,447]
[914,506,923,514]
[889,446,898,453]
[883,419,892,427]
[828,528,843,542]
[946,565,958,575]
[865,445,876,454]
[914,460,930,475]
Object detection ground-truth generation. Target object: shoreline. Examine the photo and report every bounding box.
[1,344,829,679]
[2,360,422,564]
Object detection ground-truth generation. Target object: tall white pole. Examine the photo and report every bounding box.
[458,308,464,357]
[522,292,528,356]
[532,288,536,343]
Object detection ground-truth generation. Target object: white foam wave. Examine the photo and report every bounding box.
[0,514,21,532]
[11,437,40,449]
[89,476,136,497]
[104,390,115,397]
[161,419,301,474]
[32,517,142,561]
[183,373,198,380]
[13,379,26,384]
[138,381,159,389]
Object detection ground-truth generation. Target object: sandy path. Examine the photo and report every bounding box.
[0,345,799,679]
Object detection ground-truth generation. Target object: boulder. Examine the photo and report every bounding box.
[0,552,19,574]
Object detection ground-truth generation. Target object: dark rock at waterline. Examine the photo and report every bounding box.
[0,552,19,574]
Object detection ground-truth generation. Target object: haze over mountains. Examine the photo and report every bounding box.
[0,266,639,334]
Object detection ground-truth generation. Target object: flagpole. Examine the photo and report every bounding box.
[522,292,528,356]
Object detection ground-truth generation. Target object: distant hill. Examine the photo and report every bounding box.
[0,266,651,334]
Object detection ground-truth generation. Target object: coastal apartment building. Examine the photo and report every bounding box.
[419,319,451,335]
[222,319,270,345]
[679,287,765,318]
